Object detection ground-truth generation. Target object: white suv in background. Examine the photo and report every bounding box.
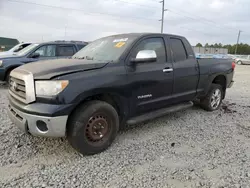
[0,42,32,56]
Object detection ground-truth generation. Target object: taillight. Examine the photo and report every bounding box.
[232,62,236,70]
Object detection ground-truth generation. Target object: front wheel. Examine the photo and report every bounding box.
[237,60,242,65]
[200,84,223,111]
[5,71,11,85]
[67,100,119,155]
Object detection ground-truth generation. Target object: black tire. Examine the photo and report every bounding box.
[5,71,11,85]
[237,60,242,65]
[200,84,223,111]
[192,99,201,106]
[67,100,119,155]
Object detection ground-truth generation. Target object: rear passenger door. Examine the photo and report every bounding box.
[169,37,199,102]
[56,45,77,58]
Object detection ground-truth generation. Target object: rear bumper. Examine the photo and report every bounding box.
[226,70,234,88]
[8,103,68,137]
[228,80,234,88]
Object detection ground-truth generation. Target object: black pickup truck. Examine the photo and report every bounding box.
[7,33,235,155]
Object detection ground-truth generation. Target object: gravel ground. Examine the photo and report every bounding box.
[0,65,250,188]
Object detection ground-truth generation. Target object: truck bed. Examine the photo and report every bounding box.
[197,58,234,95]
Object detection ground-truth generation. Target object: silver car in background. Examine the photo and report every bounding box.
[235,55,250,65]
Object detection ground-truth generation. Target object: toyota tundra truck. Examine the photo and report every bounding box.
[7,33,235,155]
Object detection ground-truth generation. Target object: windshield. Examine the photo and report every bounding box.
[72,35,135,62]
[17,43,39,56]
[8,44,22,52]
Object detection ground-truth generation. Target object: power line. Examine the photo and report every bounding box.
[166,7,238,32]
[173,25,217,37]
[5,0,159,22]
[113,0,160,10]
[168,10,238,32]
[114,0,239,32]
[113,0,239,32]
[4,0,244,35]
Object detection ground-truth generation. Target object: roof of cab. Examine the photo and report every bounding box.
[107,32,184,39]
[40,40,88,45]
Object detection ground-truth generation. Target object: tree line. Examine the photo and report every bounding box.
[195,43,250,55]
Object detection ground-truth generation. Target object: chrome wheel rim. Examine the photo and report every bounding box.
[210,89,222,109]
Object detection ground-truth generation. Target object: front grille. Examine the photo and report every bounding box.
[9,77,26,100]
[8,68,36,104]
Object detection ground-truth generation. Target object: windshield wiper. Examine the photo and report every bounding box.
[73,56,94,60]
[73,56,85,59]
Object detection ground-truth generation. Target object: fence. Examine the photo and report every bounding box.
[192,47,228,54]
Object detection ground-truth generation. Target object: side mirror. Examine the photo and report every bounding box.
[131,50,157,63]
[30,53,40,58]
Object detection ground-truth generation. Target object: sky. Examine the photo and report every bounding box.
[0,0,250,45]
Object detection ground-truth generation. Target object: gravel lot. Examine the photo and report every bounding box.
[0,65,250,188]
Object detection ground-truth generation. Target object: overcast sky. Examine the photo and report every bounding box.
[0,0,250,45]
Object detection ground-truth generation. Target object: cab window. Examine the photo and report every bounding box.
[33,45,56,57]
[131,38,166,62]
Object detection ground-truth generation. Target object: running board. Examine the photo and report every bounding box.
[127,101,193,125]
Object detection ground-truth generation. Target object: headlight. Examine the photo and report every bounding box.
[0,60,3,67]
[35,80,69,96]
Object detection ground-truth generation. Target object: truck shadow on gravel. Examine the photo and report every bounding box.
[0,84,8,89]
[4,108,196,163]
[3,100,248,164]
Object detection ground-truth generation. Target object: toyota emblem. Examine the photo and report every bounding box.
[12,81,17,91]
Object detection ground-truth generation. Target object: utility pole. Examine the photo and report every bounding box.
[159,0,167,33]
[235,30,242,55]
[64,25,67,39]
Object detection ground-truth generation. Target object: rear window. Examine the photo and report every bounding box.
[170,38,187,62]
[77,44,87,50]
[57,45,75,56]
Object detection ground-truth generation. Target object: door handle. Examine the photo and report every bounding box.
[163,68,173,73]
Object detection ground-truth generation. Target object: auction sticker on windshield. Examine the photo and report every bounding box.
[115,42,126,48]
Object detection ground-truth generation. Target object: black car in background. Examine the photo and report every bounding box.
[0,40,88,82]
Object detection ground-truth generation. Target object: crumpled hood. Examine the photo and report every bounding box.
[15,58,109,79]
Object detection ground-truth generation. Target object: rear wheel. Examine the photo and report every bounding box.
[67,100,119,155]
[200,84,223,111]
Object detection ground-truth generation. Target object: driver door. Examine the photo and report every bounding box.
[28,44,57,62]
[126,36,174,115]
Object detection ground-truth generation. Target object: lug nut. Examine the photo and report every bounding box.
[99,132,103,138]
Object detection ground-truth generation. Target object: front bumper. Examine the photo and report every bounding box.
[0,68,5,81]
[8,103,68,137]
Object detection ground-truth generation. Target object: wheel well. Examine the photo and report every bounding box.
[212,75,226,97]
[69,93,123,122]
[85,94,121,116]
[4,67,17,81]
